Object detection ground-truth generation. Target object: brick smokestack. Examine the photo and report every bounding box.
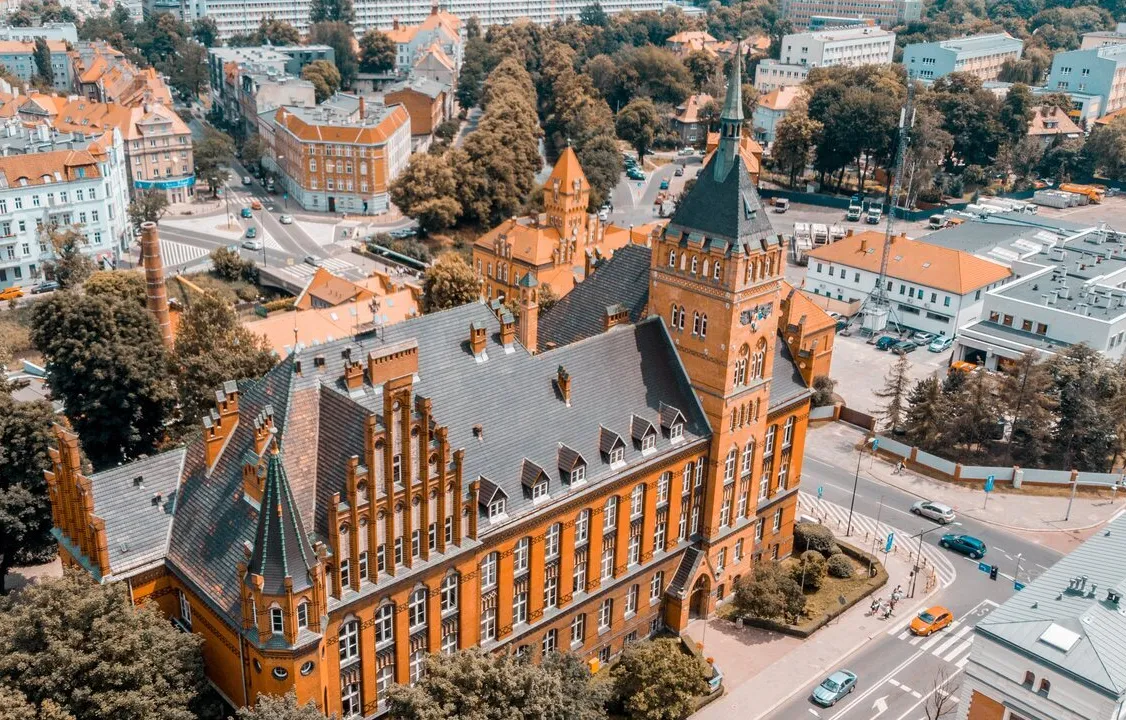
[140,221,173,348]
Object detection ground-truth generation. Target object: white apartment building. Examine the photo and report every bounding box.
[956,513,1126,720]
[1046,43,1126,118]
[902,32,1024,82]
[1081,23,1126,50]
[754,27,895,90]
[955,226,1126,371]
[0,128,131,290]
[804,230,1012,337]
[780,0,920,30]
[0,22,78,43]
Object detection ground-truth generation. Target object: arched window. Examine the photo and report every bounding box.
[297,600,309,629]
[270,606,284,634]
[700,314,708,338]
[1022,671,1035,689]
[677,307,685,330]
[630,484,645,518]
[375,603,394,644]
[409,587,427,630]
[668,249,676,268]
[480,552,498,588]
[724,448,736,482]
[691,255,698,274]
[714,260,722,280]
[783,416,795,448]
[751,338,767,380]
[1038,678,1051,696]
[441,573,459,613]
[734,344,749,386]
[693,312,701,335]
[742,440,754,475]
[701,258,709,277]
[340,618,360,662]
[670,303,678,328]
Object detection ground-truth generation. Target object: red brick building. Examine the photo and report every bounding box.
[46,63,832,718]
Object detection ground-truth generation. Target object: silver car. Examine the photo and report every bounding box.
[911,500,956,524]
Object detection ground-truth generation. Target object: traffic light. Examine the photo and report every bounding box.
[990,565,999,581]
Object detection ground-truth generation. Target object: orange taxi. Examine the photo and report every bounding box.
[250,198,263,210]
[910,606,953,636]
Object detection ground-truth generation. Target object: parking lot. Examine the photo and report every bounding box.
[827,329,954,415]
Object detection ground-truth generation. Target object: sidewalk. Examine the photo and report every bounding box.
[688,538,927,720]
[809,422,1123,538]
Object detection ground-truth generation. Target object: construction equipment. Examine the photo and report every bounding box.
[1059,183,1106,204]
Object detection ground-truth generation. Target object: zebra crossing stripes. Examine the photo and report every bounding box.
[320,257,357,274]
[888,622,976,667]
[797,492,958,589]
[159,239,210,268]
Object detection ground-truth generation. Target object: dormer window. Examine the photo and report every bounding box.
[270,606,284,634]
[532,480,549,502]
[489,498,506,518]
[570,464,586,484]
[297,601,309,629]
[609,446,624,466]
[642,433,656,453]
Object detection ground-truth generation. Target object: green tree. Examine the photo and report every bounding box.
[6,8,32,26]
[0,685,73,720]
[946,368,1001,457]
[42,226,95,290]
[876,354,912,432]
[389,151,462,232]
[616,97,660,163]
[456,36,493,109]
[1000,350,1056,467]
[191,17,218,46]
[84,270,146,308]
[386,649,607,720]
[255,17,299,45]
[234,691,322,720]
[1084,115,1126,182]
[193,127,235,196]
[358,29,396,74]
[791,549,827,592]
[32,37,53,86]
[30,292,175,469]
[128,190,170,229]
[579,1,608,27]
[772,110,821,187]
[423,252,479,312]
[683,49,719,91]
[904,375,945,451]
[309,0,353,23]
[0,390,61,592]
[0,572,206,720]
[811,375,837,407]
[309,22,358,88]
[734,562,805,623]
[1049,344,1121,471]
[997,83,1035,145]
[612,639,709,720]
[931,73,1001,170]
[610,45,692,106]
[168,39,209,98]
[242,134,266,169]
[1038,138,1087,184]
[208,246,255,282]
[173,293,275,431]
[301,59,341,103]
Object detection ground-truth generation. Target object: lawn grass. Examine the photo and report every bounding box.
[784,555,879,631]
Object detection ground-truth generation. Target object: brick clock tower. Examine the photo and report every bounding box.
[650,50,795,621]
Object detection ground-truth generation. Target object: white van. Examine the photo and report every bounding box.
[774,198,790,213]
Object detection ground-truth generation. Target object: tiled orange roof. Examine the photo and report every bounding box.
[246,288,420,354]
[0,39,66,54]
[703,130,761,178]
[1027,105,1081,136]
[0,149,101,187]
[806,230,1011,294]
[294,267,376,309]
[274,104,409,145]
[546,146,587,192]
[780,280,836,334]
[758,86,802,112]
[667,31,717,44]
[1095,107,1126,127]
[475,216,566,266]
[670,94,714,124]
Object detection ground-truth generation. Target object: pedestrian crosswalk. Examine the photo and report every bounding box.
[887,620,976,668]
[160,238,210,268]
[797,492,958,589]
[276,256,359,283]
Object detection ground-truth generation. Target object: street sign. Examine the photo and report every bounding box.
[817,485,824,499]
[885,532,895,553]
[872,438,880,451]
[1014,581,1026,591]
[978,562,991,574]
[984,475,995,493]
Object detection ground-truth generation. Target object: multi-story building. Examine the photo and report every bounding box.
[779,0,920,30]
[209,46,334,134]
[902,33,1024,82]
[1046,44,1126,118]
[805,230,1012,337]
[355,0,662,32]
[754,27,895,90]
[807,16,875,30]
[1027,104,1082,148]
[384,77,453,151]
[71,41,173,106]
[666,94,714,146]
[0,22,78,43]
[955,513,1126,720]
[953,226,1126,371]
[753,86,802,145]
[383,8,462,77]
[0,39,71,90]
[0,130,131,289]
[1081,24,1126,50]
[265,93,411,215]
[46,68,832,717]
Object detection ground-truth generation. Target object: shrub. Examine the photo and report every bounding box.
[791,550,827,592]
[734,563,805,623]
[811,375,837,407]
[794,521,838,558]
[262,297,295,313]
[826,553,854,579]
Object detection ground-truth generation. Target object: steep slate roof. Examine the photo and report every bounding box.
[667,153,776,248]
[537,244,652,351]
[86,448,186,578]
[769,343,812,411]
[975,514,1126,697]
[248,451,317,594]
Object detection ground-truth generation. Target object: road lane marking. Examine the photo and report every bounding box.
[919,625,953,651]
[942,640,973,663]
[887,679,900,687]
[956,655,970,670]
[898,685,912,693]
[808,709,820,717]
[827,651,925,720]
[931,625,972,657]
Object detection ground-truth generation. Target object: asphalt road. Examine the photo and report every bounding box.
[769,453,1062,720]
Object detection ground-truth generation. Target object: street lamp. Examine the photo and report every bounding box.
[908,521,960,598]
[846,437,875,536]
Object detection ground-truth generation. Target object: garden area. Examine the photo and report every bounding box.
[728,522,886,636]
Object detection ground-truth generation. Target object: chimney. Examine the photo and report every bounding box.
[846,228,854,237]
[860,236,868,252]
[392,17,399,29]
[140,222,173,347]
[469,321,487,359]
[499,310,516,350]
[518,274,539,352]
[556,365,571,405]
[604,303,629,331]
[203,381,240,468]
[343,358,364,389]
[358,95,366,118]
[431,2,438,13]
[367,338,419,388]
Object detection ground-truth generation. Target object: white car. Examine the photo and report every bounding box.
[911,500,956,524]
[279,214,294,225]
[241,239,262,251]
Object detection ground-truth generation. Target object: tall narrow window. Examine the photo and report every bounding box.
[270,607,284,634]
[441,574,458,613]
[604,496,618,531]
[513,537,530,573]
[339,619,360,662]
[575,509,590,544]
[297,601,309,629]
[545,523,561,559]
[630,485,644,518]
[724,449,736,482]
[650,571,664,601]
[375,604,394,645]
[480,552,497,589]
[409,588,427,630]
[657,472,670,503]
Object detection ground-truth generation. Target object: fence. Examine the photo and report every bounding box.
[809,405,837,421]
[758,188,965,221]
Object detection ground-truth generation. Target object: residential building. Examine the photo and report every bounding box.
[807,16,876,30]
[902,32,1023,82]
[666,30,718,56]
[0,131,132,290]
[954,226,1126,370]
[265,93,411,215]
[355,0,662,32]
[71,41,172,106]
[805,230,1012,337]
[666,93,714,146]
[754,27,895,89]
[46,65,830,717]
[753,86,803,145]
[472,147,644,302]
[383,8,463,77]
[1081,24,1126,50]
[956,513,1126,720]
[384,77,453,151]
[236,72,316,139]
[208,46,334,125]
[0,39,71,90]
[1027,104,1082,148]
[1046,44,1126,117]
[0,22,78,43]
[779,0,920,30]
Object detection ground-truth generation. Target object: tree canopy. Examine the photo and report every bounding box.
[358,29,396,74]
[612,639,710,720]
[423,253,480,313]
[301,59,342,103]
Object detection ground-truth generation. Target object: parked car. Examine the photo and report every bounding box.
[279,214,294,225]
[240,207,253,218]
[811,670,857,707]
[242,239,262,251]
[875,335,898,351]
[677,147,696,156]
[774,198,790,213]
[911,500,956,524]
[912,331,936,343]
[928,336,954,352]
[0,286,23,301]
[388,227,418,239]
[940,533,986,559]
[626,167,646,181]
[244,226,257,238]
[892,340,919,355]
[910,606,953,636]
[598,208,609,221]
[30,280,59,294]
[949,360,979,374]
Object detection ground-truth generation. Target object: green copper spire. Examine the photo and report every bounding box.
[714,42,744,182]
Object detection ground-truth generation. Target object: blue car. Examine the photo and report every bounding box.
[812,669,857,707]
[875,335,897,351]
[939,533,987,559]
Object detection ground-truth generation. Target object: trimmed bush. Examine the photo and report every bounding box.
[791,550,827,592]
[826,553,854,579]
[794,522,839,558]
